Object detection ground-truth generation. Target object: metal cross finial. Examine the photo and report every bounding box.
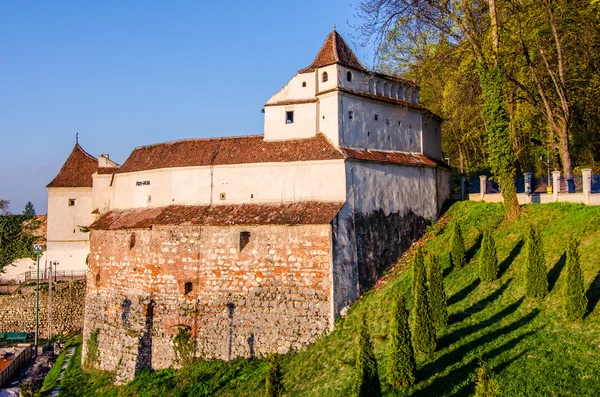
[333,23,336,31]
[76,133,79,144]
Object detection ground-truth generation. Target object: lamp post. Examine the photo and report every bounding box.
[53,261,59,283]
[32,244,43,357]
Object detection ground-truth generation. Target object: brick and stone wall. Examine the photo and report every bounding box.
[0,281,85,338]
[84,224,333,383]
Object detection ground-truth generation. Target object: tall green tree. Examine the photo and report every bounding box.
[479,229,499,282]
[265,356,284,397]
[525,225,548,298]
[451,222,466,269]
[427,253,448,329]
[562,237,588,321]
[387,296,416,389]
[0,215,37,271]
[412,249,437,355]
[412,249,425,294]
[23,201,36,217]
[352,315,382,397]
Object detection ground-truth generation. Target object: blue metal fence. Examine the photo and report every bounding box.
[592,174,600,194]
[469,179,480,194]
[515,177,525,194]
[486,180,500,194]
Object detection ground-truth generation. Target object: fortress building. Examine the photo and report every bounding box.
[47,29,450,381]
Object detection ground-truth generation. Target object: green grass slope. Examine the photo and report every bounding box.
[59,202,600,397]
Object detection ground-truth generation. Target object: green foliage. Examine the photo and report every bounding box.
[525,225,548,298]
[23,201,36,217]
[411,249,437,355]
[427,253,448,330]
[352,315,382,397]
[479,63,519,218]
[479,229,499,282]
[474,359,500,397]
[450,221,466,268]
[264,356,284,397]
[412,249,425,294]
[0,215,37,271]
[387,296,416,389]
[173,325,196,366]
[84,330,100,368]
[562,237,588,321]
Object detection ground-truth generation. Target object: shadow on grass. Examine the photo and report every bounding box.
[586,269,600,318]
[440,294,522,349]
[465,234,484,264]
[447,278,480,306]
[498,240,524,278]
[414,316,538,397]
[491,348,529,375]
[448,279,513,325]
[548,253,566,293]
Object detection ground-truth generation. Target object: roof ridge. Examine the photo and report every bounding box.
[75,143,97,161]
[131,134,265,151]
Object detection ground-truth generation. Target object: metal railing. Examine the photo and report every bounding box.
[559,175,583,193]
[0,346,34,388]
[591,174,600,194]
[23,270,86,283]
[532,176,551,193]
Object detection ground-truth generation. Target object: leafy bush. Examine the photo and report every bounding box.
[387,296,416,389]
[85,330,100,368]
[352,315,382,397]
[173,325,196,366]
[450,221,466,268]
[479,229,499,282]
[562,237,588,321]
[411,249,437,355]
[525,225,548,298]
[474,359,500,397]
[265,356,284,397]
[427,253,448,329]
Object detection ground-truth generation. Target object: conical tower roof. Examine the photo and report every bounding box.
[299,29,367,73]
[47,143,98,188]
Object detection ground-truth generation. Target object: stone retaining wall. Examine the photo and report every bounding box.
[84,224,333,383]
[0,281,85,338]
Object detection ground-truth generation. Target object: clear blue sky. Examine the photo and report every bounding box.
[0,0,375,214]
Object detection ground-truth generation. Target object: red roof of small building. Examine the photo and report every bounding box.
[299,30,367,73]
[117,133,345,174]
[89,202,345,230]
[47,144,98,188]
[340,147,438,168]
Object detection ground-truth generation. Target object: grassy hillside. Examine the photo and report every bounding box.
[59,202,600,396]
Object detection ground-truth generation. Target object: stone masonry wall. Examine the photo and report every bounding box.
[0,281,85,338]
[84,224,333,383]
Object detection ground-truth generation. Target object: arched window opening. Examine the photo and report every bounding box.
[368,80,374,94]
[322,71,328,82]
[375,81,382,95]
[384,83,389,97]
[390,85,396,99]
[302,81,306,87]
[95,273,100,287]
[346,71,352,82]
[184,282,193,295]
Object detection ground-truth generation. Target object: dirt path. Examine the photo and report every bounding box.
[49,347,74,397]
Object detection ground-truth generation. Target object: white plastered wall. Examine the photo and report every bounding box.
[103,160,346,210]
[264,103,317,142]
[46,187,94,271]
[422,115,443,160]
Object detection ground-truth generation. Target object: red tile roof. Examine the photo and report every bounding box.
[117,133,345,173]
[97,167,120,175]
[89,202,345,230]
[47,144,98,188]
[299,30,367,73]
[340,147,438,168]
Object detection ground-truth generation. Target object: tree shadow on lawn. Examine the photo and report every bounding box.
[498,240,524,278]
[447,278,480,306]
[413,320,538,397]
[465,234,484,264]
[548,253,566,293]
[440,295,523,349]
[586,269,600,318]
[448,279,513,325]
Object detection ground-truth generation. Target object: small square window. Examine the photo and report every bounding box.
[184,282,193,295]
[220,193,226,200]
[386,119,390,125]
[398,120,402,126]
[348,111,353,120]
[374,114,379,121]
[286,111,294,124]
[239,231,251,251]
[302,81,306,87]
[68,199,76,206]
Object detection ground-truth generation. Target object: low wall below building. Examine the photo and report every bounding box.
[0,280,86,338]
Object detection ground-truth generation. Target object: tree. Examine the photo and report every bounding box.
[0,199,9,215]
[562,237,587,321]
[23,202,36,217]
[412,249,425,295]
[0,215,37,271]
[474,359,500,397]
[352,314,382,397]
[411,249,437,355]
[525,225,548,298]
[451,222,466,269]
[265,356,284,397]
[479,229,499,282]
[427,253,448,329]
[387,296,416,389]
